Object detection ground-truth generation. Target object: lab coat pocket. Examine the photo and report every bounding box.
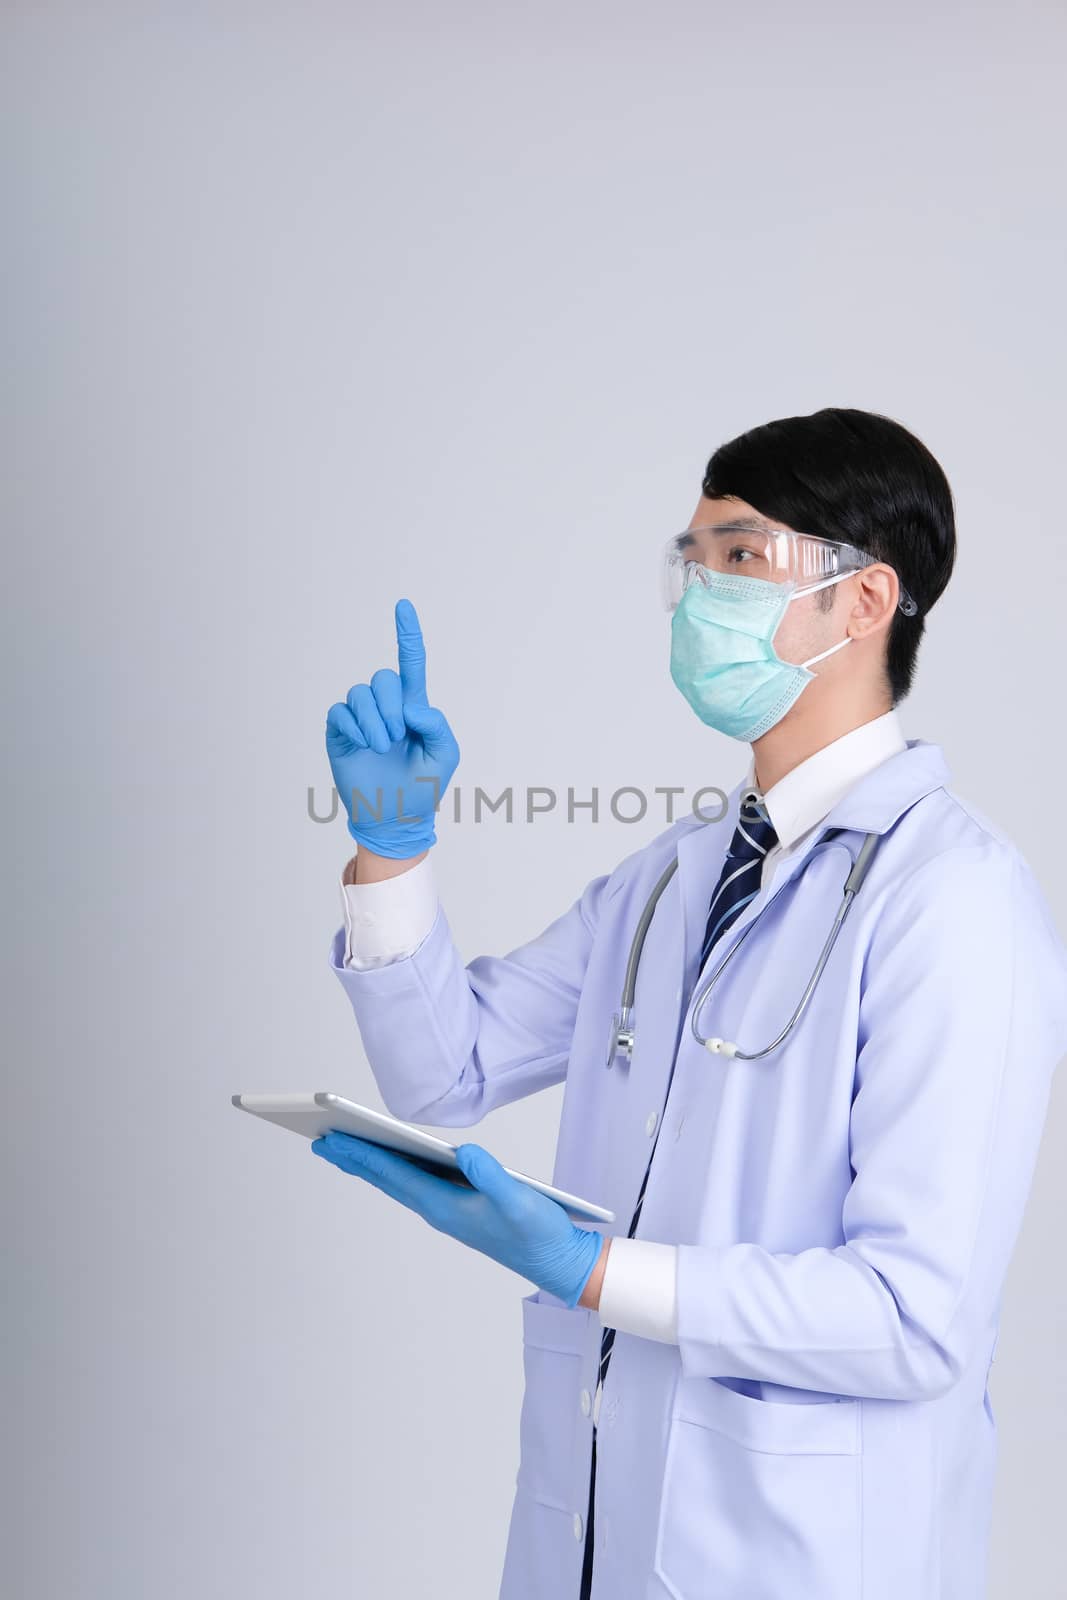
[653,1376,862,1600]
[515,1291,588,1514]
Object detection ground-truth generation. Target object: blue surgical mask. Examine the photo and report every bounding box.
[669,570,853,741]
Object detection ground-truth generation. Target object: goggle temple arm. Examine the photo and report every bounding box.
[803,566,919,618]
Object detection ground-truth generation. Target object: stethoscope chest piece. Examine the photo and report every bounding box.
[606,1008,635,1067]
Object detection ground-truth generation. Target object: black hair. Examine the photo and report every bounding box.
[701,407,956,702]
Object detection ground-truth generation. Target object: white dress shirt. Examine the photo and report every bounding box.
[340,849,438,967]
[338,708,907,1342]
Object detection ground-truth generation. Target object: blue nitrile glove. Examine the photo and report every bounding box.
[325,598,460,859]
[311,1131,606,1308]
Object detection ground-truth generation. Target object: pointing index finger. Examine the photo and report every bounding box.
[395,597,428,706]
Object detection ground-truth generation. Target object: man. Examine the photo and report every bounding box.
[313,407,1067,1599]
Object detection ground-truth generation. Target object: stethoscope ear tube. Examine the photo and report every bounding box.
[605,856,681,1067]
[844,831,880,895]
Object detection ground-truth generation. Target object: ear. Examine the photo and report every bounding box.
[849,565,898,642]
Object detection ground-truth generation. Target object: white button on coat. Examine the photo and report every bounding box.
[579,1388,591,1416]
[573,1513,583,1542]
[645,1111,658,1137]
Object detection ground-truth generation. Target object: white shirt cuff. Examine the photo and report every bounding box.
[596,1238,679,1344]
[339,853,439,969]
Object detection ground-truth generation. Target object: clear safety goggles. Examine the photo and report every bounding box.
[663,523,919,617]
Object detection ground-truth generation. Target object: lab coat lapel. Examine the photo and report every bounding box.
[675,740,952,990]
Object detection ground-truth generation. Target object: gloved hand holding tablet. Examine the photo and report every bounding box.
[233,1091,614,1308]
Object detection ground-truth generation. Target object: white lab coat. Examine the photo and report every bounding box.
[329,740,1067,1600]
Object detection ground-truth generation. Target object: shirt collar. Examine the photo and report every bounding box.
[742,708,908,852]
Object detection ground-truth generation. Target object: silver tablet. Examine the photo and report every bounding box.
[232,1091,616,1225]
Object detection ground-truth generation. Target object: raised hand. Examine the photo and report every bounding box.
[325,598,460,859]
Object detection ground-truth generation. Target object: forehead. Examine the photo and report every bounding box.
[687,495,792,534]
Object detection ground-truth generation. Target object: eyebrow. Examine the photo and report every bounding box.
[685,516,777,536]
[711,516,774,532]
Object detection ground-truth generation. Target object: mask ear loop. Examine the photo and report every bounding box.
[784,568,854,671]
[801,634,852,669]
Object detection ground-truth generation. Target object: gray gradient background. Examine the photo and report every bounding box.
[5,4,1067,1596]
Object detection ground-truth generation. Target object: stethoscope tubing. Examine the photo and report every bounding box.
[690,830,880,1059]
[606,828,882,1068]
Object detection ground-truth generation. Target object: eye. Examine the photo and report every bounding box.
[726,543,755,565]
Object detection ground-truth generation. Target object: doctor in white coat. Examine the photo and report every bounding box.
[313,406,1067,1599]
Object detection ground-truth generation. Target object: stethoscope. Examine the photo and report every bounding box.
[605,803,883,1066]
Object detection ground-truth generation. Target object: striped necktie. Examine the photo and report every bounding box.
[580,790,779,1595]
[699,790,779,971]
